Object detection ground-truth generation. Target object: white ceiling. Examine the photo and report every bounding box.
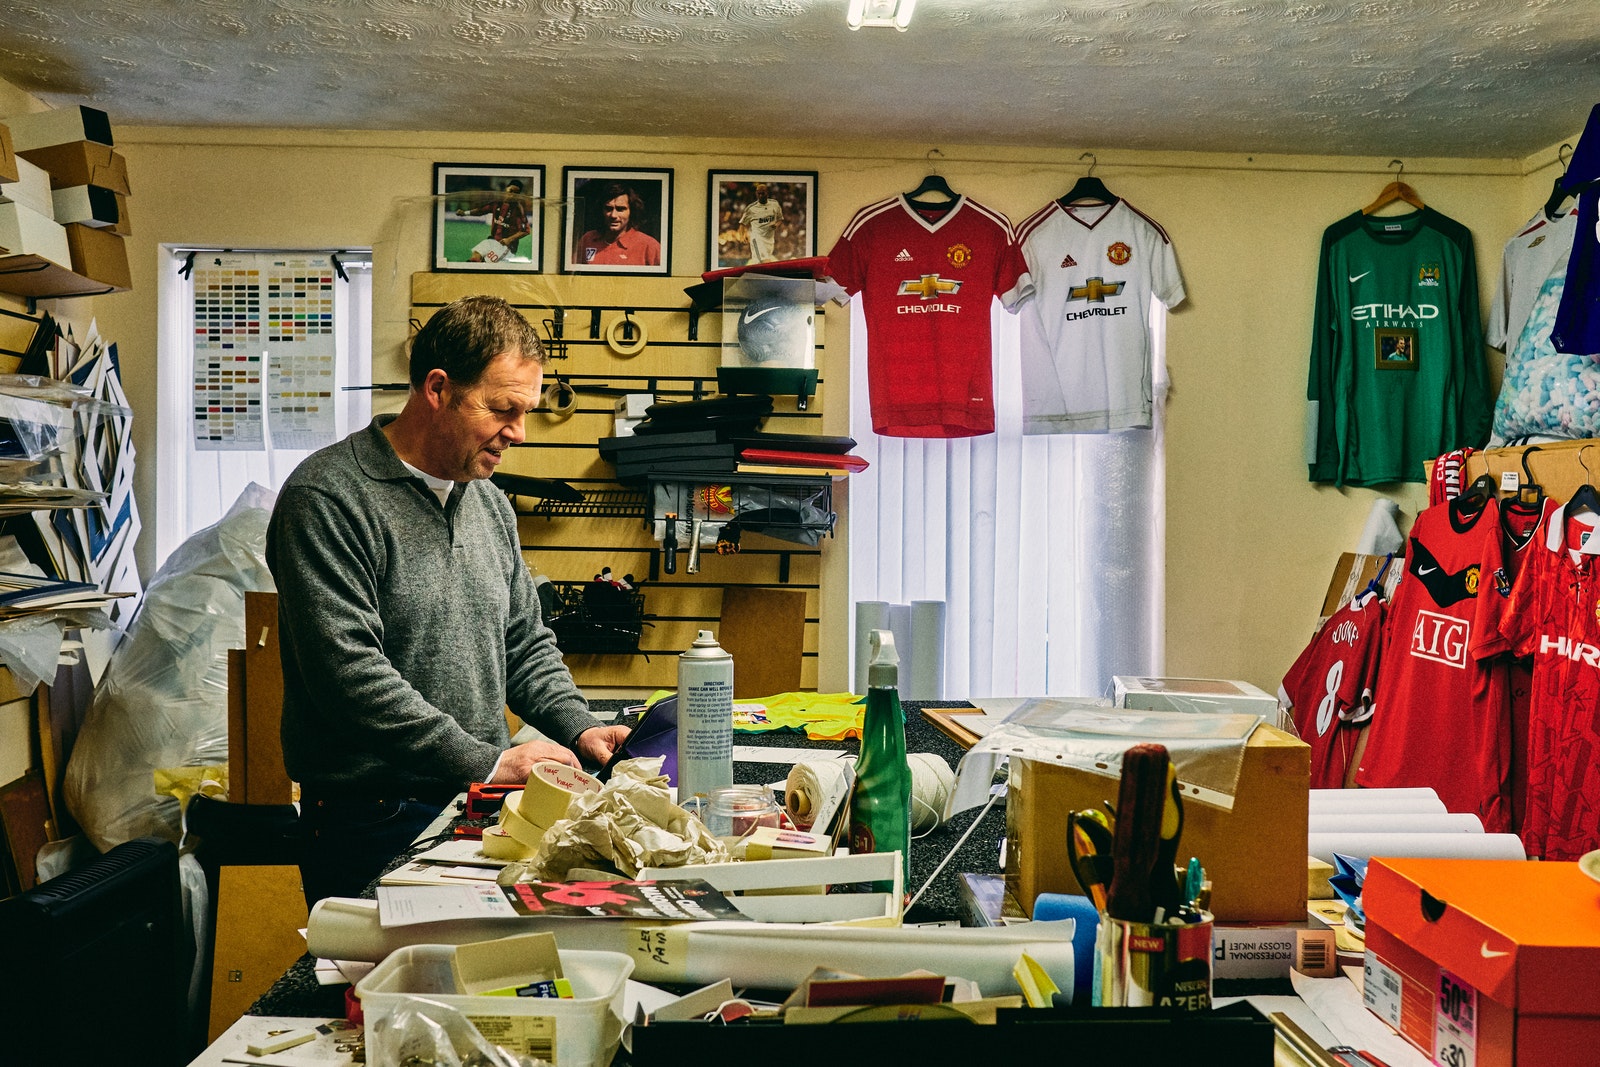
[0,0,1596,159]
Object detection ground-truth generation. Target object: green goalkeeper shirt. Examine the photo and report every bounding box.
[1308,207,1491,486]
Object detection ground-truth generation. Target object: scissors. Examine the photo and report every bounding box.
[1066,808,1115,913]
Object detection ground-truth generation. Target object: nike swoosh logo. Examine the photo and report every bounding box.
[1417,566,1436,575]
[742,306,781,324]
[1348,271,1371,283]
[1481,942,1510,958]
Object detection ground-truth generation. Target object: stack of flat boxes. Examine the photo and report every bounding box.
[0,105,131,291]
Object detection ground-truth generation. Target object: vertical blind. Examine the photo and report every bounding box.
[847,300,1166,698]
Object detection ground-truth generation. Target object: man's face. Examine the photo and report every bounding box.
[603,194,631,234]
[434,349,543,481]
[755,185,768,202]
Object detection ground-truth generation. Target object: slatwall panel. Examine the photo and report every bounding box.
[411,272,833,692]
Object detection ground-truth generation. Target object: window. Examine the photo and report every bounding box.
[847,301,1166,698]
[155,248,373,567]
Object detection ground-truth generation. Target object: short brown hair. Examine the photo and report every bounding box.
[409,295,543,386]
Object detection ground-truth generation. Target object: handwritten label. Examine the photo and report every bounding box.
[632,926,689,982]
[1435,969,1476,1067]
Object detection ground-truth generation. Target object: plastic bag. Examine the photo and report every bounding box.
[368,997,549,1067]
[63,483,276,852]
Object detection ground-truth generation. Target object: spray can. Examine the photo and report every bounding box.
[848,629,911,896]
[676,629,733,806]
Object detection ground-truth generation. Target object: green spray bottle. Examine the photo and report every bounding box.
[848,629,911,896]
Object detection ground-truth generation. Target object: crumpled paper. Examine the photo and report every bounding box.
[533,756,729,879]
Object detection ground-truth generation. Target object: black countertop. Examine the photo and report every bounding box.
[252,699,1007,1018]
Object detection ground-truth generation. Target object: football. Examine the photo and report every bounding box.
[735,296,813,365]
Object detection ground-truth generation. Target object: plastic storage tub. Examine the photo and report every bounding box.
[357,943,634,1067]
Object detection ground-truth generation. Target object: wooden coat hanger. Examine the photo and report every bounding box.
[1362,159,1425,215]
[904,148,958,208]
[1061,152,1118,207]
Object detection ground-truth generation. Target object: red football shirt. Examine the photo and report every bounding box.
[1281,593,1385,789]
[1492,504,1600,860]
[827,195,1032,438]
[1357,496,1511,832]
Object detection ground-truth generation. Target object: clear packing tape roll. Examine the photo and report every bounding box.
[306,897,1078,998]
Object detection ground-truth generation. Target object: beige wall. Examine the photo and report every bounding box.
[46,122,1573,695]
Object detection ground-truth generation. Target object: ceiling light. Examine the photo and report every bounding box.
[846,0,916,31]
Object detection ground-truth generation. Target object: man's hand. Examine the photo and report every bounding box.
[573,724,632,768]
[489,739,581,783]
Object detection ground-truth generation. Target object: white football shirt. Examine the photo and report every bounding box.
[1015,198,1184,433]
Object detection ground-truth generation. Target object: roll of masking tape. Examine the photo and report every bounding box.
[518,760,603,827]
[543,380,577,418]
[480,824,536,862]
[498,793,549,849]
[605,315,648,356]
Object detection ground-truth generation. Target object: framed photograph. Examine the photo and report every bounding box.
[1375,326,1419,371]
[707,170,818,272]
[433,164,544,273]
[561,167,673,276]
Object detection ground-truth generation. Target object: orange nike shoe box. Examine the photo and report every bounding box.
[1363,857,1600,1067]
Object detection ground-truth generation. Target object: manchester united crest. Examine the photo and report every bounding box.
[1107,242,1132,265]
[947,243,973,268]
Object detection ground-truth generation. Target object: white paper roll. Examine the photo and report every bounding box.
[306,898,631,962]
[785,760,849,832]
[633,918,1078,999]
[908,600,946,700]
[854,601,890,695]
[1308,788,1446,814]
[1308,813,1483,835]
[1307,832,1526,865]
[1354,497,1404,555]
[887,603,913,692]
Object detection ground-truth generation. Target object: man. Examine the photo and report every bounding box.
[573,181,662,267]
[268,295,629,906]
[458,179,531,263]
[739,182,783,263]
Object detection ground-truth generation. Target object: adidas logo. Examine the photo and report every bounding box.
[1060,254,1077,268]
[895,249,913,262]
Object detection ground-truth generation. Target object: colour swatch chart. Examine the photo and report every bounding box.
[263,257,338,451]
[192,259,264,450]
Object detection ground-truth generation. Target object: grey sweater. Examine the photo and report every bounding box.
[267,415,596,794]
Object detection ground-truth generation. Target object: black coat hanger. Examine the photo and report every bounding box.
[904,148,958,208]
[1545,144,1576,221]
[1458,472,1498,509]
[1061,152,1118,207]
[1517,446,1546,508]
[904,173,957,207]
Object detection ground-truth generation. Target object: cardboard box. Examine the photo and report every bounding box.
[1363,857,1600,1067]
[3,105,112,151]
[0,123,16,184]
[15,140,130,195]
[1321,551,1406,620]
[0,158,51,217]
[1113,675,1291,732]
[0,203,69,266]
[108,192,130,236]
[50,184,118,228]
[63,223,130,291]
[1004,723,1310,922]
